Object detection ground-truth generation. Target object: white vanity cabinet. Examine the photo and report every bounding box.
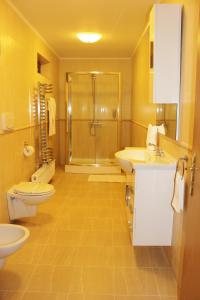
[149,4,182,104]
[127,164,176,246]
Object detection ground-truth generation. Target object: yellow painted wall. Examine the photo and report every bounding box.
[0,0,59,222]
[59,59,132,165]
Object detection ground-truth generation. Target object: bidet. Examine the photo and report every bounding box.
[0,224,29,268]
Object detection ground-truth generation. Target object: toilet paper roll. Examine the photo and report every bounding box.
[23,145,35,157]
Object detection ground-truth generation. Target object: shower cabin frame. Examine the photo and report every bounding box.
[66,71,121,166]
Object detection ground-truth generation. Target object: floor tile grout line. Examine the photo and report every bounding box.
[80,266,84,296]
[50,264,56,294]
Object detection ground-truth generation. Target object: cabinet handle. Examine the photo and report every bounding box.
[189,154,199,196]
[150,41,154,69]
[128,221,133,231]
[129,204,133,215]
[125,185,130,206]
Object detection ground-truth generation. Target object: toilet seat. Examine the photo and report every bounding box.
[13,182,54,196]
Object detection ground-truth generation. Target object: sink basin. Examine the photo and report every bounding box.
[115,147,176,173]
[115,147,150,173]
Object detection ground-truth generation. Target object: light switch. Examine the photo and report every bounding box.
[0,112,15,132]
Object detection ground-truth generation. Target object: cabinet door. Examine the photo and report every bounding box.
[150,4,182,104]
[133,169,174,246]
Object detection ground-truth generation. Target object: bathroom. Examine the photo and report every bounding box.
[0,0,199,299]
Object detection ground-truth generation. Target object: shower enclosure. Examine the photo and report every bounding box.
[66,72,121,166]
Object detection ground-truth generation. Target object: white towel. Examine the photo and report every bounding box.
[146,124,158,148]
[157,124,166,135]
[171,172,185,213]
[48,97,56,136]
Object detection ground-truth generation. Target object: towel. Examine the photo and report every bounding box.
[157,124,166,135]
[171,172,185,213]
[146,124,158,148]
[48,97,56,136]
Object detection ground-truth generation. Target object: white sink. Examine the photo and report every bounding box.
[115,147,150,173]
[115,147,176,173]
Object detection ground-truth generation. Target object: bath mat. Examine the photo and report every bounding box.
[88,174,126,183]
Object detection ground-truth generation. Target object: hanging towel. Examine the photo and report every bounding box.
[171,172,185,213]
[157,124,166,135]
[146,124,158,149]
[48,97,56,136]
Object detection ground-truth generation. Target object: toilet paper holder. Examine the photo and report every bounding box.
[23,142,35,157]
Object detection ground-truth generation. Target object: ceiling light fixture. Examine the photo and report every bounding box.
[76,32,102,43]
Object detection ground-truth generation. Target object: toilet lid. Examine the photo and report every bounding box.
[14,182,54,195]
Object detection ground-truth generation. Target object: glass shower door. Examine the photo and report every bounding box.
[69,73,96,165]
[95,73,120,164]
[68,72,120,166]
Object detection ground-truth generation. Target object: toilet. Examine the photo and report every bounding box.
[7,182,55,221]
[0,224,29,268]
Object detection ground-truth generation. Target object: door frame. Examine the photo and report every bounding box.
[179,6,200,299]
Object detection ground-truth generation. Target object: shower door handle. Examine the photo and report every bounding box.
[89,121,103,127]
[112,108,117,120]
[89,123,96,136]
[89,121,103,136]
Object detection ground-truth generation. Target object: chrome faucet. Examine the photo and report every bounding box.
[148,143,164,156]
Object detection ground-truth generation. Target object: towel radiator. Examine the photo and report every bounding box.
[38,82,54,165]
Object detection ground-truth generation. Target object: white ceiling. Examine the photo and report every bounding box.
[9,0,157,58]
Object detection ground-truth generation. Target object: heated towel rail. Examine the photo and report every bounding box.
[38,82,54,165]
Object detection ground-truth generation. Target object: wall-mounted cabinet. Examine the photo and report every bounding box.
[149,4,182,104]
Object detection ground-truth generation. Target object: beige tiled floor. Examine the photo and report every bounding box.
[0,169,177,300]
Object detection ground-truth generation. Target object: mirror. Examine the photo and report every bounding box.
[156,104,178,140]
